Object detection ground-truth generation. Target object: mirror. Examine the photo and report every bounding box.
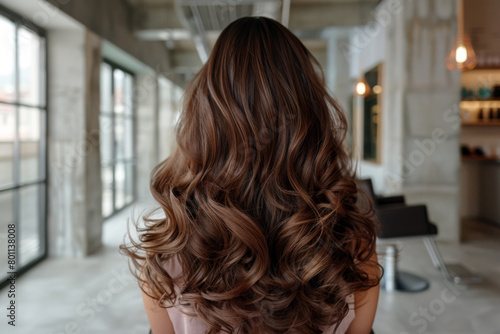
[362,64,383,163]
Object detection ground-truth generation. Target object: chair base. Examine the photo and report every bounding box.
[395,271,430,292]
[382,270,430,292]
[423,237,483,284]
[443,263,483,284]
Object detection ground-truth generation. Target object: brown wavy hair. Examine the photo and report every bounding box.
[121,16,380,334]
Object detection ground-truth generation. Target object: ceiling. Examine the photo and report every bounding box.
[128,0,380,4]
[124,0,381,78]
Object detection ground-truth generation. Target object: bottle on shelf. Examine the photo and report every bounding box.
[478,108,484,121]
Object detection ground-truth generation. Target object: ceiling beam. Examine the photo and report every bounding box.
[132,3,184,32]
[288,2,379,30]
[132,1,381,34]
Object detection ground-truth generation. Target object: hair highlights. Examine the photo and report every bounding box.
[122,16,381,334]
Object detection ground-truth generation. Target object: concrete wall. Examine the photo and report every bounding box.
[325,28,352,115]
[346,0,462,242]
[347,0,405,194]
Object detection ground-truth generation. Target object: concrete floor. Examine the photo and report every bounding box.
[375,219,500,334]
[1,202,499,334]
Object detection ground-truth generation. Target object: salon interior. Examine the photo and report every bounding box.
[0,0,499,333]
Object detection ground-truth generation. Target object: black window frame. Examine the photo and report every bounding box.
[0,4,48,289]
[100,59,137,219]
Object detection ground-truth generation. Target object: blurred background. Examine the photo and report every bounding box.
[0,0,499,333]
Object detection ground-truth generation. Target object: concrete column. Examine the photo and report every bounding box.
[400,0,462,242]
[83,31,103,254]
[47,28,103,257]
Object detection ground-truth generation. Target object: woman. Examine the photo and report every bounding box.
[122,16,381,334]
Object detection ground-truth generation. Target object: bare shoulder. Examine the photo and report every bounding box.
[142,289,176,334]
[346,251,380,334]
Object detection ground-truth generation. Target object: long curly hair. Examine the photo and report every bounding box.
[121,16,381,334]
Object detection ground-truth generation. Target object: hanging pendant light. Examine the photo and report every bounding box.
[446,0,477,71]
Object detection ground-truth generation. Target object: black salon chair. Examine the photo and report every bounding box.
[359,179,472,292]
[360,179,439,239]
[360,179,434,291]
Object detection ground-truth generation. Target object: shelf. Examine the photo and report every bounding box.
[462,156,500,163]
[463,67,500,71]
[461,121,500,126]
[461,99,500,103]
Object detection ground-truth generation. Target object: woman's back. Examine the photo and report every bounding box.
[165,301,354,334]
[123,16,381,334]
[163,256,355,334]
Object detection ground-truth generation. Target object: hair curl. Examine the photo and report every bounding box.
[121,16,381,334]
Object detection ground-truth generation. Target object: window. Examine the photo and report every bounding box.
[100,62,136,218]
[0,7,47,287]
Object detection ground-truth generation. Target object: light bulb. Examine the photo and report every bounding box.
[354,77,370,97]
[447,35,477,71]
[356,82,367,96]
[455,44,467,63]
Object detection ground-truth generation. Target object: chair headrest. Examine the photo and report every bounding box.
[359,178,376,202]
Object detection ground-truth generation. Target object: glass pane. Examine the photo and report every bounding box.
[124,117,133,159]
[100,63,112,112]
[114,163,125,210]
[0,190,14,276]
[159,78,174,159]
[99,115,113,164]
[19,28,42,106]
[115,115,124,160]
[19,106,40,141]
[102,166,113,217]
[0,16,16,103]
[125,162,134,204]
[0,104,15,187]
[159,77,173,105]
[99,112,113,136]
[19,107,41,182]
[114,69,124,114]
[173,86,183,124]
[124,73,133,114]
[19,184,43,266]
[20,141,40,183]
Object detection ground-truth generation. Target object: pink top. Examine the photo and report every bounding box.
[163,256,355,334]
